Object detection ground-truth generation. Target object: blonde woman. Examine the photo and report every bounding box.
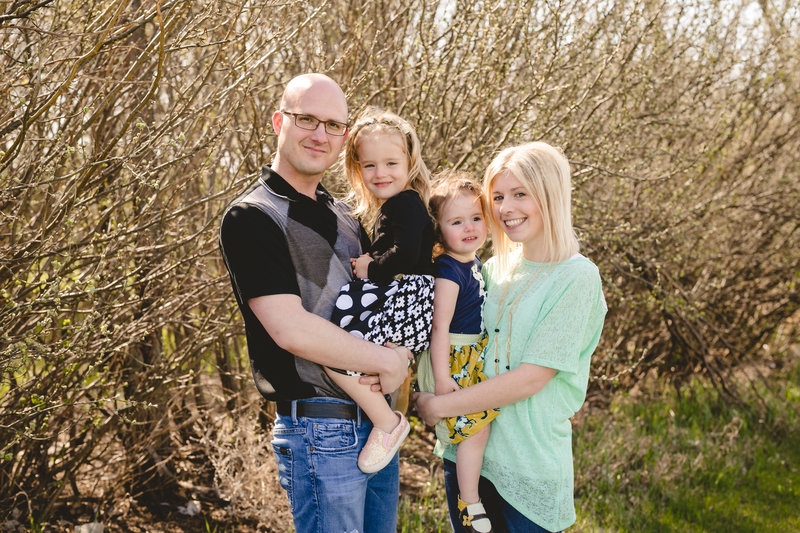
[415,142,607,532]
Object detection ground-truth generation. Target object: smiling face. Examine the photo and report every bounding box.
[437,191,488,262]
[356,131,411,202]
[271,75,348,194]
[490,171,546,261]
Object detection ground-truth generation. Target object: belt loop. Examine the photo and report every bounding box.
[356,404,362,428]
[291,400,298,424]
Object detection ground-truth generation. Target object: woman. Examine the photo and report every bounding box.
[414,142,607,532]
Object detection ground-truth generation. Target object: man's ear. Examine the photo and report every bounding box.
[272,110,283,135]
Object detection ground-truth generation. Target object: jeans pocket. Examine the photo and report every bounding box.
[272,427,304,509]
[271,433,297,506]
[310,420,358,453]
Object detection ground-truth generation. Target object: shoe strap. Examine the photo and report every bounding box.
[461,508,489,525]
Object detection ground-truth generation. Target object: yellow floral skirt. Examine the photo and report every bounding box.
[416,333,500,444]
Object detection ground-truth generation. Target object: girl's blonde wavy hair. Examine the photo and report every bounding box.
[429,169,487,258]
[343,107,431,225]
[483,142,579,277]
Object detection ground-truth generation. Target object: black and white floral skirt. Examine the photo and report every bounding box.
[329,274,434,376]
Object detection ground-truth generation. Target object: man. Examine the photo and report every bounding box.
[219,73,410,533]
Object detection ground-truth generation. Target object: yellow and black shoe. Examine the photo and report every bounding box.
[457,495,494,533]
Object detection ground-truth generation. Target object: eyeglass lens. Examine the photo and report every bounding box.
[286,112,346,135]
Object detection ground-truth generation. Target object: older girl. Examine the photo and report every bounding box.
[328,108,435,474]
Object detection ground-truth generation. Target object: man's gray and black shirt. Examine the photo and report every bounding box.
[219,166,369,401]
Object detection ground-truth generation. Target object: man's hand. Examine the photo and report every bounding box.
[359,344,411,393]
[380,344,412,392]
[352,253,373,279]
[412,391,442,426]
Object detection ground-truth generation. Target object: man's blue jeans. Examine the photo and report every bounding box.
[271,397,399,533]
[443,459,557,533]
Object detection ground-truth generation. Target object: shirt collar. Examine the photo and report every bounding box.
[260,165,334,204]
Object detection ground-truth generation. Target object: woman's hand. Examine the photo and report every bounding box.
[413,391,442,426]
[352,254,373,279]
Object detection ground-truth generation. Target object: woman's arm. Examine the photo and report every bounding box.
[430,278,460,395]
[414,362,556,426]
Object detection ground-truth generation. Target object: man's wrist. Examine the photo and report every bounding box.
[376,344,401,374]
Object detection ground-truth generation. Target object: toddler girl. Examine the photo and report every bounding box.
[417,171,499,533]
[327,108,435,473]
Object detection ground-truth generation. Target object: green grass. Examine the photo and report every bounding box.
[397,358,799,532]
[398,475,451,533]
[574,359,800,532]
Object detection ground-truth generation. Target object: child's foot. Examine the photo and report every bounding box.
[357,411,410,473]
[458,495,493,533]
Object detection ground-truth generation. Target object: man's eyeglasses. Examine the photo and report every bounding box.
[280,111,348,136]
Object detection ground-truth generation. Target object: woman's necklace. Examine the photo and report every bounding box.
[493,262,545,375]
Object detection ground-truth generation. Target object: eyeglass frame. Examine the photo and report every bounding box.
[279,110,348,136]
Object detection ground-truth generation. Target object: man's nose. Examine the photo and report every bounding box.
[309,122,328,142]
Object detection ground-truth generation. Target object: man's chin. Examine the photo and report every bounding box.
[296,162,335,178]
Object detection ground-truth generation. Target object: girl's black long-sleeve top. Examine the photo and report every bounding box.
[366,189,435,283]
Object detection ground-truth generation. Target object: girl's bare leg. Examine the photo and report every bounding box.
[456,424,490,503]
[325,368,400,432]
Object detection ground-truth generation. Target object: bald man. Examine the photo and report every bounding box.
[219,74,409,533]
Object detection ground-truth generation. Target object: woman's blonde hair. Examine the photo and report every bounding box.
[429,169,487,257]
[483,142,579,275]
[343,107,431,224]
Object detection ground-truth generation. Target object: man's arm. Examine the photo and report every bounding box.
[222,203,410,393]
[249,293,411,393]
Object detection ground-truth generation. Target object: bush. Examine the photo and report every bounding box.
[1,0,798,521]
